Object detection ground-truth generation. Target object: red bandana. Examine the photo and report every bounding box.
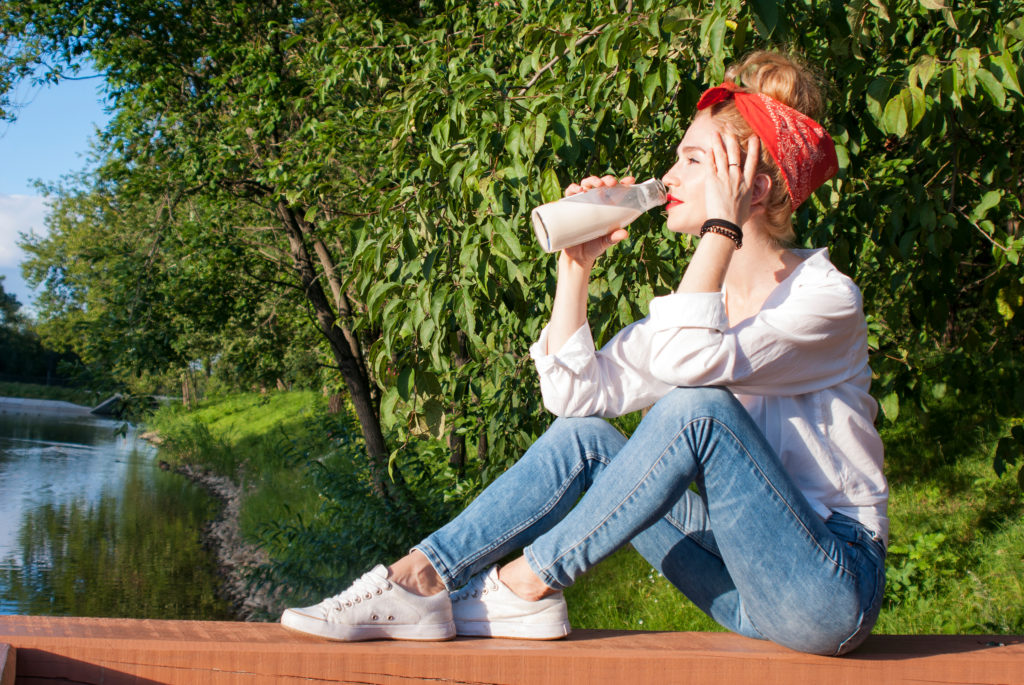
[696,81,838,210]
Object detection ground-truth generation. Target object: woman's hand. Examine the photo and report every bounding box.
[704,132,760,226]
[560,174,635,267]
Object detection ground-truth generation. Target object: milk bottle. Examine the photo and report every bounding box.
[531,179,667,253]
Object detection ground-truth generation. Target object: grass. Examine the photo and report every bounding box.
[150,389,1024,634]
[148,390,332,544]
[0,380,105,407]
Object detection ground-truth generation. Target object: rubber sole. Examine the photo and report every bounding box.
[455,620,571,640]
[281,611,455,642]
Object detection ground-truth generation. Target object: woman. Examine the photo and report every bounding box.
[282,51,888,656]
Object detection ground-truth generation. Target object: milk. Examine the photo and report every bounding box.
[531,179,667,253]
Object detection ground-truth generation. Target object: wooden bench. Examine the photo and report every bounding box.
[0,615,1021,684]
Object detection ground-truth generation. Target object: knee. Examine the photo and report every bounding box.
[646,386,738,423]
[524,416,624,471]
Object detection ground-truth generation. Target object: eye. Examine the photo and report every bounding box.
[687,157,700,165]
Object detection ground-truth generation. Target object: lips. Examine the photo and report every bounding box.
[665,193,684,208]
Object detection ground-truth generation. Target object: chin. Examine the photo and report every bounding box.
[666,220,700,236]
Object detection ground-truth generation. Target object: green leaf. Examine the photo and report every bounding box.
[866,78,891,121]
[540,168,562,204]
[750,0,779,36]
[880,392,900,421]
[422,398,446,438]
[918,0,946,9]
[996,287,1022,321]
[911,55,938,89]
[883,93,908,136]
[303,205,318,223]
[976,68,1007,109]
[991,50,1023,96]
[380,388,400,427]
[397,366,414,402]
[971,190,1002,221]
[532,113,548,153]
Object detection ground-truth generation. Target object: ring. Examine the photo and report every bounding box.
[728,163,740,167]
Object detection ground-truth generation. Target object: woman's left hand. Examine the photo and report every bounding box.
[704,131,761,226]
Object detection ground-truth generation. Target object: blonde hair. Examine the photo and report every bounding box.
[704,51,828,244]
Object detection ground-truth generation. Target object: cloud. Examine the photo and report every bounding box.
[0,194,49,268]
[0,194,50,311]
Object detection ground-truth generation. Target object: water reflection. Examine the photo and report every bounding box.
[0,403,233,619]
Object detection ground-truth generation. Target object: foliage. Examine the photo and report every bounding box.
[0,381,102,406]
[0,275,79,385]
[3,0,1021,491]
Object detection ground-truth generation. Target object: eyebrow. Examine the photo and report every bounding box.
[679,145,706,155]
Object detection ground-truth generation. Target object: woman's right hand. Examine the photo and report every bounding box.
[560,174,635,267]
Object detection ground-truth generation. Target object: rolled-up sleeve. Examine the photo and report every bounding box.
[530,250,868,416]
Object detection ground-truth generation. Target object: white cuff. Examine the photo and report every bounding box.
[530,324,596,375]
[648,292,728,332]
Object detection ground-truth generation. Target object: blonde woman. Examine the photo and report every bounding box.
[283,51,887,656]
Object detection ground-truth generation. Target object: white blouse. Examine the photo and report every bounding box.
[529,248,889,545]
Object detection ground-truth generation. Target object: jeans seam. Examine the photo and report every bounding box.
[447,450,609,583]
[534,426,686,580]
[834,538,886,655]
[704,416,856,578]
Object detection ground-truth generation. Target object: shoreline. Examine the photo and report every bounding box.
[144,431,283,621]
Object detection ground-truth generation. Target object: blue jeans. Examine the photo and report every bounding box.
[415,387,886,655]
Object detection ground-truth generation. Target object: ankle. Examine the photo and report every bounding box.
[497,558,557,602]
[388,551,447,597]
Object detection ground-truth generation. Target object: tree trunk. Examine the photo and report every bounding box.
[276,201,399,498]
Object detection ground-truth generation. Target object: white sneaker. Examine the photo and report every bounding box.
[451,565,571,639]
[281,564,455,641]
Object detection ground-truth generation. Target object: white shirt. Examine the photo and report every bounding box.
[529,249,889,545]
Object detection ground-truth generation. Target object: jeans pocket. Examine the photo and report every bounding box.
[825,514,886,656]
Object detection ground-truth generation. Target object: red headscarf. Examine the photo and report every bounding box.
[696,81,838,210]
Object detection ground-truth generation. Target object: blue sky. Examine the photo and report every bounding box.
[0,72,110,313]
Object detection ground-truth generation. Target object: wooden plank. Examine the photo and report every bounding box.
[0,644,14,685]
[0,615,1021,685]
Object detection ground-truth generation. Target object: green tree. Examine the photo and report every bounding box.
[3,0,1022,496]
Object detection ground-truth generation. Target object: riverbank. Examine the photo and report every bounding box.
[0,382,103,407]
[170,461,282,620]
[141,428,282,620]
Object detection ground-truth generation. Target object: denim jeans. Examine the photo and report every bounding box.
[415,386,886,655]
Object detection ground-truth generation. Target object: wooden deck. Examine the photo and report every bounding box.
[0,615,1021,684]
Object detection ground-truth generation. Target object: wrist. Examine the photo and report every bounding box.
[558,251,595,275]
[699,218,743,249]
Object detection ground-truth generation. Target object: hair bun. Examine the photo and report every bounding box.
[724,51,824,120]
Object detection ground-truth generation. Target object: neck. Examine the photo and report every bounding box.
[723,221,797,297]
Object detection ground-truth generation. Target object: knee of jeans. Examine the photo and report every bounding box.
[647,386,736,423]
[548,415,612,438]
[532,416,619,468]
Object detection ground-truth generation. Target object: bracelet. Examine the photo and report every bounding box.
[699,219,743,249]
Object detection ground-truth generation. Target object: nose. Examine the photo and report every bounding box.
[662,161,682,188]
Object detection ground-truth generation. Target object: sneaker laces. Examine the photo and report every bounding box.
[323,569,393,613]
[452,567,499,603]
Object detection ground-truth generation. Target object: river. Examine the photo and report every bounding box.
[0,397,233,619]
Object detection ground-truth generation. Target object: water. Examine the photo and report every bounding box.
[0,398,234,619]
